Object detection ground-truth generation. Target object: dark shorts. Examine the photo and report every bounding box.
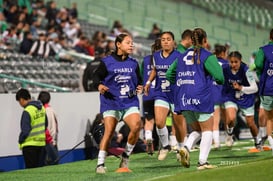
[143,100,155,120]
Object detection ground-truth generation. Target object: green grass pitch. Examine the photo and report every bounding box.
[0,140,272,181]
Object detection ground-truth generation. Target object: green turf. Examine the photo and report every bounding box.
[0,140,272,181]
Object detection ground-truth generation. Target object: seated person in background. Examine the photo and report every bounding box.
[73,36,90,55]
[28,33,50,58]
[148,23,162,40]
[19,31,33,54]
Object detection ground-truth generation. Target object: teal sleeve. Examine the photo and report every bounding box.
[204,55,225,84]
[254,48,265,79]
[166,59,178,84]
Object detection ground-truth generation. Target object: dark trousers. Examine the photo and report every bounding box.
[45,144,59,165]
[22,146,44,168]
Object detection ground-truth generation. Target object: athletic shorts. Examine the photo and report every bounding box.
[143,100,155,120]
[260,96,273,111]
[154,99,174,112]
[224,101,254,116]
[182,111,212,123]
[214,103,225,110]
[103,107,140,121]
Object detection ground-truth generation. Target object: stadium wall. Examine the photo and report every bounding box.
[0,92,100,172]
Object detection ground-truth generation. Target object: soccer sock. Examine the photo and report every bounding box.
[212,130,220,146]
[184,136,188,145]
[177,142,184,150]
[259,127,267,138]
[268,135,273,148]
[199,131,213,165]
[226,126,234,135]
[156,126,169,148]
[124,142,135,157]
[97,150,107,166]
[185,131,201,150]
[169,135,178,147]
[145,130,153,140]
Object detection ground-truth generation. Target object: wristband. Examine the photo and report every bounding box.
[146,80,151,85]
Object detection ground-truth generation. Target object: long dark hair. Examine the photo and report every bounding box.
[191,28,207,64]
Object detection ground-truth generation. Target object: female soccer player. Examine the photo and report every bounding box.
[141,38,161,155]
[254,28,273,155]
[211,44,229,149]
[222,51,260,150]
[168,28,224,170]
[93,33,143,173]
[144,31,186,161]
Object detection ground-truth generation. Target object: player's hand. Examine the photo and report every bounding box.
[232,82,242,91]
[98,84,109,95]
[144,84,150,96]
[136,85,144,94]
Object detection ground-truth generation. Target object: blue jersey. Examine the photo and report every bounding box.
[211,58,229,105]
[175,48,214,113]
[222,63,255,108]
[100,55,140,113]
[259,44,273,96]
[142,54,156,101]
[153,50,181,104]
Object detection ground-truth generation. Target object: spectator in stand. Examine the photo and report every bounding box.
[105,39,115,55]
[47,32,60,56]
[73,35,90,55]
[57,36,74,62]
[69,2,78,18]
[29,19,39,39]
[2,24,19,45]
[148,23,162,40]
[45,1,59,26]
[86,40,95,56]
[18,0,32,15]
[3,3,19,25]
[0,12,8,33]
[92,31,107,49]
[28,32,51,58]
[56,7,68,23]
[19,31,33,54]
[111,20,126,36]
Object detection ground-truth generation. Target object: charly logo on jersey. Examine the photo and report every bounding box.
[157,71,166,78]
[176,79,195,86]
[176,71,196,86]
[181,93,201,106]
[114,75,131,83]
